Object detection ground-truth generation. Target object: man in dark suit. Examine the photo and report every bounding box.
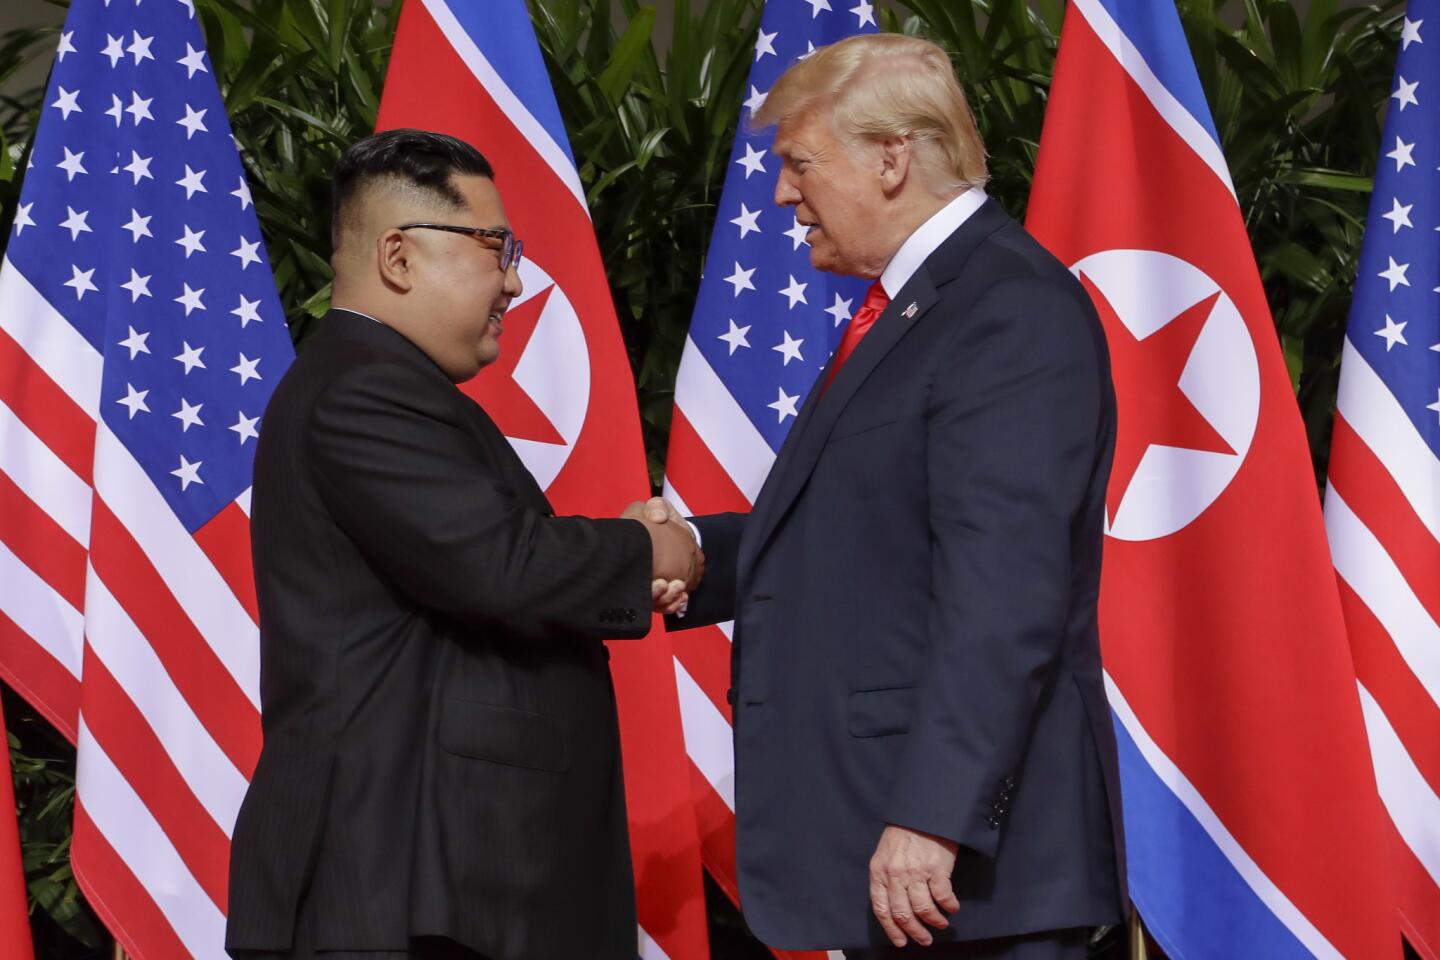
[225,129,699,960]
[658,34,1125,958]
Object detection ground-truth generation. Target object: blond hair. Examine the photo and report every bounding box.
[754,33,988,192]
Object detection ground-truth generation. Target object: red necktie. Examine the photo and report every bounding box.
[824,280,890,391]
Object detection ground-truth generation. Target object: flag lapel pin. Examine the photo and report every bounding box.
[902,302,918,319]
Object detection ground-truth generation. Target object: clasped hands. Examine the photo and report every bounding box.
[621,497,700,615]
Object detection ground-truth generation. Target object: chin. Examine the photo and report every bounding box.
[809,247,840,276]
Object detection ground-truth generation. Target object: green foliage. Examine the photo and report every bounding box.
[1178,0,1402,477]
[529,0,765,483]
[196,0,402,342]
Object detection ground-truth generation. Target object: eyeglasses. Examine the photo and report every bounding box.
[398,223,524,271]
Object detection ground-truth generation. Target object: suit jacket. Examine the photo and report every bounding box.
[226,310,653,960]
[678,199,1126,950]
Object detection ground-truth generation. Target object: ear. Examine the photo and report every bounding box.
[878,136,912,196]
[376,228,414,293]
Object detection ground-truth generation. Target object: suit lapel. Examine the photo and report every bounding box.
[739,198,1015,577]
[319,310,556,516]
[740,277,938,575]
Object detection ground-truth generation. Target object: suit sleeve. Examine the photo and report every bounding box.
[884,278,1105,857]
[665,512,746,630]
[307,360,653,640]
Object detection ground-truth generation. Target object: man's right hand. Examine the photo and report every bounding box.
[622,499,703,594]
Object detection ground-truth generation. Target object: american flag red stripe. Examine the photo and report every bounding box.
[1329,416,1440,623]
[1340,583,1440,796]
[666,409,754,516]
[73,802,195,960]
[89,499,261,774]
[78,649,233,911]
[0,328,96,481]
[0,612,80,738]
[192,504,260,625]
[0,471,87,609]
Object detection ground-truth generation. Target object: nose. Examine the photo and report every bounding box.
[774,168,801,208]
[503,262,523,299]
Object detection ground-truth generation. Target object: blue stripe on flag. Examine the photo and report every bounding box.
[443,0,577,169]
[1112,713,1315,960]
[1094,0,1222,147]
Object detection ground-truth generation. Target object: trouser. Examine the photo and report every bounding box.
[843,926,1090,960]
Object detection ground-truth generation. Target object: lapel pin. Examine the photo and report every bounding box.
[901,302,918,319]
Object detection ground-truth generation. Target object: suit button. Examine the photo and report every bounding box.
[625,609,636,623]
[1004,776,1016,788]
[986,817,1000,830]
[725,688,736,705]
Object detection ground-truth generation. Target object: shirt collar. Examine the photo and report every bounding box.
[879,187,988,300]
[332,306,384,325]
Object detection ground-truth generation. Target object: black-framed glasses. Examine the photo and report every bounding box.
[398,223,524,271]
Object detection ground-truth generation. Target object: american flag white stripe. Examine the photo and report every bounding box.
[0,400,93,544]
[75,721,229,960]
[82,571,250,833]
[92,426,261,704]
[0,259,101,414]
[674,339,776,502]
[1334,339,1440,540]
[638,928,673,960]
[674,658,736,811]
[1358,685,1440,886]
[1327,491,1440,705]
[0,540,84,678]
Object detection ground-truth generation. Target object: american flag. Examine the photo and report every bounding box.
[660,1,874,956]
[1325,4,1440,955]
[0,0,293,957]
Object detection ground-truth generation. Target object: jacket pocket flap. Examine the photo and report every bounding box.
[439,700,570,772]
[848,685,917,738]
[829,415,899,443]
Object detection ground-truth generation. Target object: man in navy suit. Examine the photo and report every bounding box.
[658,34,1125,958]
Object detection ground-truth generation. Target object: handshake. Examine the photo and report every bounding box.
[621,497,700,615]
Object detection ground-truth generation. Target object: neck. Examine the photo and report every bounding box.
[872,186,965,276]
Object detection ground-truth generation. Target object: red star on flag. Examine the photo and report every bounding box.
[465,284,566,445]
[1081,274,1235,520]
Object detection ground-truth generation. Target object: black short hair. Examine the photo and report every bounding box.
[331,128,495,249]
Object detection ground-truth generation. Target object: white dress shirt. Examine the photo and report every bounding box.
[879,187,988,299]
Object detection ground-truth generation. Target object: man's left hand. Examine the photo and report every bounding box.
[868,824,960,948]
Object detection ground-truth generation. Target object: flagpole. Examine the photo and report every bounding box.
[1129,908,1148,960]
